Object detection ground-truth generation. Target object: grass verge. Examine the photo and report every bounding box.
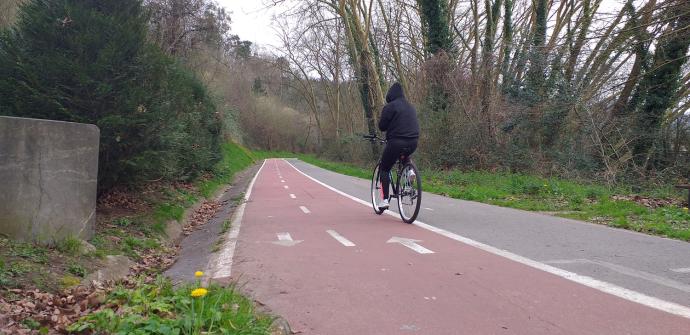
[67,276,273,334]
[256,151,690,241]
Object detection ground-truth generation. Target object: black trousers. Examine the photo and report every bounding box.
[380,137,418,199]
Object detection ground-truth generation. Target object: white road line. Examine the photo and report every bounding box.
[208,159,266,281]
[281,180,285,183]
[546,259,690,293]
[283,159,690,319]
[289,194,296,199]
[300,206,311,214]
[283,185,289,189]
[424,207,434,211]
[387,236,434,254]
[672,268,690,273]
[327,230,356,247]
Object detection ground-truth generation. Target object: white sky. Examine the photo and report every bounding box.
[216,0,285,51]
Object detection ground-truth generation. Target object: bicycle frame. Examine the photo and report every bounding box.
[364,133,422,223]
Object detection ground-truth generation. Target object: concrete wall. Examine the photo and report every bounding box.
[0,116,99,244]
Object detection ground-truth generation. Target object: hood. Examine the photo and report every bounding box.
[385,82,404,103]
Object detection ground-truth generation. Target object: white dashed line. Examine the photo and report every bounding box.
[327,230,356,247]
[671,268,690,273]
[289,194,296,199]
[283,185,289,189]
[300,206,311,214]
[283,159,690,319]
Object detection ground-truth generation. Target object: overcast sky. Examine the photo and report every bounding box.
[216,0,285,51]
[216,0,627,53]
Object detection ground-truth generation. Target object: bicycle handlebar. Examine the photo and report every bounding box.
[361,134,386,143]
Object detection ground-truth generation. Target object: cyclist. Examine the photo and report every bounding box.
[376,82,420,210]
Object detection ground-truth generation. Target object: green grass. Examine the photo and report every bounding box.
[256,151,690,241]
[198,142,256,198]
[66,262,87,277]
[56,236,83,256]
[220,220,231,235]
[68,276,273,334]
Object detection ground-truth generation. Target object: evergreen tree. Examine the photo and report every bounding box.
[418,0,453,56]
[632,0,690,166]
[0,0,221,191]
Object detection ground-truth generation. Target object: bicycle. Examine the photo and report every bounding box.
[363,134,422,224]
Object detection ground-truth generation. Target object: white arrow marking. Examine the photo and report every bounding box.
[283,185,289,189]
[289,193,296,199]
[271,233,303,247]
[327,230,355,247]
[387,237,434,254]
[300,206,311,214]
[671,268,690,273]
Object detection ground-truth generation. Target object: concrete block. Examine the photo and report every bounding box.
[0,116,99,244]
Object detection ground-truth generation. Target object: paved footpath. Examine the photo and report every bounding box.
[210,159,690,334]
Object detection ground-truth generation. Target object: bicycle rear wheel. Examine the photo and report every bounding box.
[397,162,422,223]
[370,163,385,215]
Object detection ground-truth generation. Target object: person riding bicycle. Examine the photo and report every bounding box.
[377,82,420,210]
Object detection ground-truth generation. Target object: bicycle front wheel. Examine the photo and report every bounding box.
[397,162,422,223]
[371,163,385,215]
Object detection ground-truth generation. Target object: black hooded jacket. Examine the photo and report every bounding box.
[378,83,420,140]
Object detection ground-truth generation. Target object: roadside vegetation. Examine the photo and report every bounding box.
[68,275,272,334]
[0,141,260,333]
[258,152,690,242]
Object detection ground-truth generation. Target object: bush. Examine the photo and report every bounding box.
[0,0,221,192]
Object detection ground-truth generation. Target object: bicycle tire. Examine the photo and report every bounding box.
[397,162,422,223]
[370,163,385,215]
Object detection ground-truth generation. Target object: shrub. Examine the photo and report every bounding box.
[0,0,221,192]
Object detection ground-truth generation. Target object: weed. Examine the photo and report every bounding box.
[211,237,225,253]
[68,276,273,334]
[21,318,41,330]
[10,242,49,264]
[90,235,106,249]
[0,259,16,287]
[155,203,185,223]
[9,261,31,276]
[231,193,245,205]
[151,222,167,235]
[56,236,83,256]
[67,263,87,277]
[113,217,134,227]
[220,220,231,235]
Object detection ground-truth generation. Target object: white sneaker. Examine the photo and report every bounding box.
[378,199,389,210]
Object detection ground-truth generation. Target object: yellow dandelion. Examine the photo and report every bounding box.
[191,288,208,298]
[194,271,204,278]
[684,207,688,213]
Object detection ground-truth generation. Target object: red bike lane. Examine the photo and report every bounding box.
[223,159,690,334]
